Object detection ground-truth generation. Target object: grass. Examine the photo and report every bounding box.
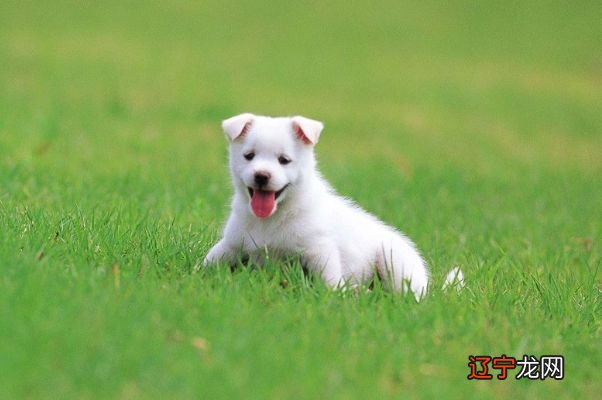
[0,0,600,398]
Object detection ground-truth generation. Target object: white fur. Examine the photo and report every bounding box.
[442,267,465,292]
[204,114,430,299]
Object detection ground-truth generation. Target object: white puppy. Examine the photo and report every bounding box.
[204,113,430,298]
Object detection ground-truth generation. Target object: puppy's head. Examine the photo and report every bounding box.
[222,113,323,219]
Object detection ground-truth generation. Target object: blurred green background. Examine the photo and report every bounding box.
[1,1,600,398]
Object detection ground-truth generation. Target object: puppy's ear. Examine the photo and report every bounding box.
[222,113,255,141]
[291,116,324,145]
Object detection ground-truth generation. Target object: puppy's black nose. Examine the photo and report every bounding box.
[254,171,270,186]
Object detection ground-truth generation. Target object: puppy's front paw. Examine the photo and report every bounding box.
[407,276,429,301]
[203,240,231,266]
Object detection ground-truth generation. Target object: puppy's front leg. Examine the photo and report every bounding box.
[303,241,345,289]
[203,239,236,266]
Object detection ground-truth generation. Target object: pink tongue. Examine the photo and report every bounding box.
[251,190,276,218]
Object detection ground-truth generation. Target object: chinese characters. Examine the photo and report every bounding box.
[468,355,564,380]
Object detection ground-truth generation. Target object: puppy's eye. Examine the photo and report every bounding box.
[278,156,291,165]
[244,152,255,161]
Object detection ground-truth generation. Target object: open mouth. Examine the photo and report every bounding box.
[247,184,289,218]
[247,184,289,200]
